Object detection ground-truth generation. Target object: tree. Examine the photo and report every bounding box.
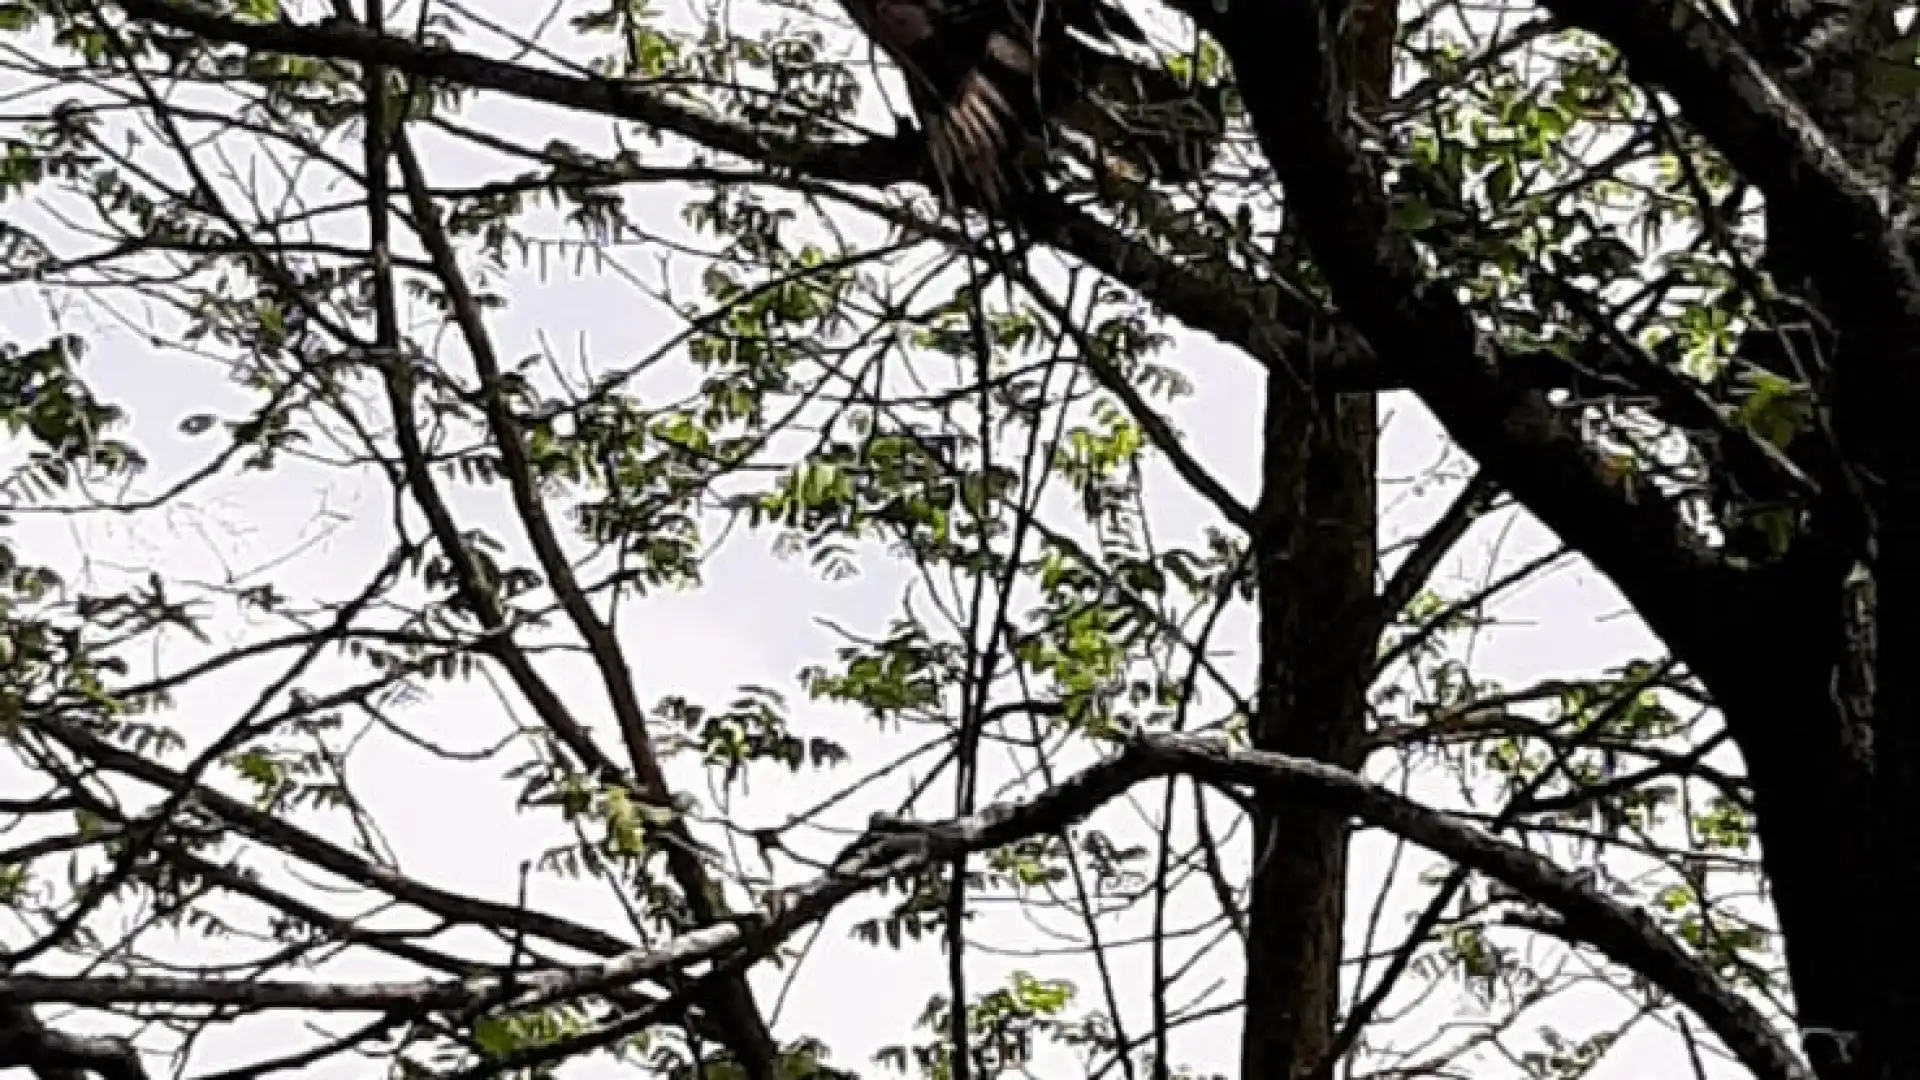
[0,0,1903,1077]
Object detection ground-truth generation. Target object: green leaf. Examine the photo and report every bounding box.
[473,1016,518,1058]
[1391,194,1438,233]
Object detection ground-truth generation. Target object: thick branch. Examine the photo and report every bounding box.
[0,1004,146,1080]
[1536,0,1920,333]
[0,922,753,1015]
[3,733,1809,1080]
[1550,0,1877,201]
[108,0,903,183]
[102,0,1412,392]
[1196,0,1780,733]
[110,0,1773,423]
[1112,737,1811,1080]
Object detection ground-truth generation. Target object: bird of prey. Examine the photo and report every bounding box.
[836,0,1226,212]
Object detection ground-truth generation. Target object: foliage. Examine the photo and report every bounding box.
[0,0,1885,1079]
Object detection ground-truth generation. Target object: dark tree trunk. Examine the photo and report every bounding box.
[1239,8,1390,1078]
[1242,374,1374,1080]
[1651,9,1920,1076]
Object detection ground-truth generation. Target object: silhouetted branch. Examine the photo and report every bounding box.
[0,1002,147,1080]
[1,734,1810,1080]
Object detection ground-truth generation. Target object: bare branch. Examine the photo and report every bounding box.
[6,732,1806,1080]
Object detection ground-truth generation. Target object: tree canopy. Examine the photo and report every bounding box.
[0,0,1914,1079]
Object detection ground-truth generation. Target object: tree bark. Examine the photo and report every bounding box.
[1239,6,1390,1078]
[1715,10,1920,1073]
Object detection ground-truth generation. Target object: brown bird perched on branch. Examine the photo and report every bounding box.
[838,0,1226,213]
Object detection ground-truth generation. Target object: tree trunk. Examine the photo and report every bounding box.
[1239,8,1391,1078]
[1693,11,1920,1076]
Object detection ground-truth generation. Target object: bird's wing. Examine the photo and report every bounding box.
[922,25,1047,208]
[844,0,1065,209]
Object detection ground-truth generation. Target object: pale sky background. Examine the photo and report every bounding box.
[0,2,1761,1080]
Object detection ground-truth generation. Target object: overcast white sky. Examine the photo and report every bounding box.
[0,2,1754,1079]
